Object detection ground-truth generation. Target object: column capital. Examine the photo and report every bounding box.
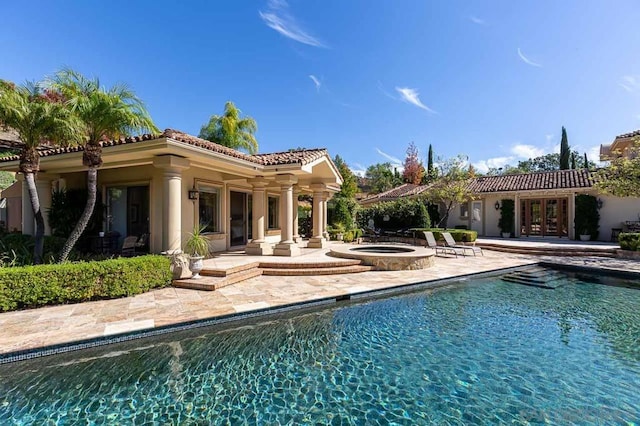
[153,155,190,172]
[247,177,270,188]
[310,182,326,192]
[275,174,298,186]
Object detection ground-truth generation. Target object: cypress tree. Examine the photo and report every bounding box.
[427,144,434,180]
[559,127,570,170]
[584,152,589,170]
[571,152,576,169]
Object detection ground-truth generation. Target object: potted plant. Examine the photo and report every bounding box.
[574,194,600,242]
[328,223,345,241]
[185,224,209,279]
[498,199,515,238]
[579,230,591,241]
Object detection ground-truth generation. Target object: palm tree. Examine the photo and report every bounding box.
[0,80,82,263]
[49,69,159,262]
[199,101,258,154]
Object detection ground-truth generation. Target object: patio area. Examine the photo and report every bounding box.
[1,241,639,360]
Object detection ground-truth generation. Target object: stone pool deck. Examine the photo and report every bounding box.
[1,243,639,357]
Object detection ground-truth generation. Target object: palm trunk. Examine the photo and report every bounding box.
[24,172,45,264]
[58,166,98,262]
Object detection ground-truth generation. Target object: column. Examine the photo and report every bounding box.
[323,191,331,240]
[153,155,190,253]
[274,174,300,256]
[245,178,273,255]
[514,194,520,238]
[568,192,576,240]
[292,185,302,243]
[308,183,327,248]
[19,174,34,236]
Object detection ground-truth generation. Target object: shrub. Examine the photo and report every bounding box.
[358,198,430,230]
[0,234,73,266]
[619,233,640,251]
[498,199,515,236]
[574,194,599,240]
[0,255,171,312]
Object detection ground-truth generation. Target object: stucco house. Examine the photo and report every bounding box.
[600,129,639,160]
[360,168,640,242]
[0,129,342,256]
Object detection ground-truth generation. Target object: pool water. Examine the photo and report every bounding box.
[1,270,639,424]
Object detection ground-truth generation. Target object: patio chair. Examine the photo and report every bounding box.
[121,236,139,257]
[423,231,459,257]
[442,232,483,256]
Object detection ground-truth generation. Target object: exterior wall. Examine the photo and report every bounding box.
[597,195,640,241]
[444,203,470,230]
[2,181,22,232]
[483,195,508,237]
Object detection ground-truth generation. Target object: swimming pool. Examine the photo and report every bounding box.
[1,269,639,424]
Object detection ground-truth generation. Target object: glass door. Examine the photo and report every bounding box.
[229,191,247,246]
[545,199,558,236]
[529,200,542,235]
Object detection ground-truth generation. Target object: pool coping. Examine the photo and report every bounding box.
[1,261,638,364]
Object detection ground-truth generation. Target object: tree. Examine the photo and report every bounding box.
[402,141,424,184]
[584,153,589,171]
[560,126,570,170]
[423,155,475,228]
[571,152,576,169]
[50,69,158,262]
[329,155,359,230]
[427,144,435,180]
[0,79,82,263]
[594,138,640,197]
[199,101,258,154]
[333,155,357,198]
[365,162,402,194]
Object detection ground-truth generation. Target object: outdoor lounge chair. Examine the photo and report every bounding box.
[423,231,460,257]
[121,236,139,257]
[442,232,483,256]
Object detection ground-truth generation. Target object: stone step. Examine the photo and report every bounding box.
[200,261,260,277]
[261,265,373,276]
[258,259,363,269]
[476,244,617,258]
[174,268,263,291]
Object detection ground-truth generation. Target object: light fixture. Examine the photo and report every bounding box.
[494,201,501,210]
[597,198,603,210]
[188,188,199,200]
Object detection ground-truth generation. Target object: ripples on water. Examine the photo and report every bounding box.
[1,271,639,424]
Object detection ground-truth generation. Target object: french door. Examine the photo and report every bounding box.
[520,198,567,237]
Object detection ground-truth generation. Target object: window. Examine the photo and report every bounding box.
[460,203,469,219]
[268,196,279,229]
[199,186,220,233]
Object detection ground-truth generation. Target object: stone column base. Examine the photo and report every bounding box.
[307,237,328,248]
[245,241,273,256]
[293,236,303,243]
[274,242,301,257]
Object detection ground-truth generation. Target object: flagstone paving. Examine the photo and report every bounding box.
[0,244,638,356]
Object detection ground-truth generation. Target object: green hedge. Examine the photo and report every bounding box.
[413,228,478,243]
[619,233,640,251]
[0,255,171,312]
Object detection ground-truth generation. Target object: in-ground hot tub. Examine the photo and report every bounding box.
[329,244,435,271]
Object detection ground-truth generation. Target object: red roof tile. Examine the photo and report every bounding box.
[616,129,640,139]
[467,169,593,193]
[0,129,329,167]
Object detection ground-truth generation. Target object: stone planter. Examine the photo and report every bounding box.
[579,234,591,242]
[501,232,511,239]
[189,255,205,279]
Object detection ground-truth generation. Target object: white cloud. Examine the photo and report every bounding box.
[350,166,366,177]
[375,148,403,166]
[619,75,640,92]
[469,15,486,25]
[510,143,544,159]
[472,156,514,173]
[395,87,437,113]
[259,1,326,48]
[545,134,554,143]
[517,48,542,68]
[309,75,321,92]
[585,145,604,167]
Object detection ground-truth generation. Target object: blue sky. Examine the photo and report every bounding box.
[2,0,640,174]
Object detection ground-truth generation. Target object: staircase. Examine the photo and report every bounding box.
[501,266,574,289]
[476,242,617,258]
[173,259,372,291]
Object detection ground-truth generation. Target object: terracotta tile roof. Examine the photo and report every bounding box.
[616,129,640,139]
[0,129,329,167]
[254,148,329,166]
[467,169,594,193]
[360,183,430,203]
